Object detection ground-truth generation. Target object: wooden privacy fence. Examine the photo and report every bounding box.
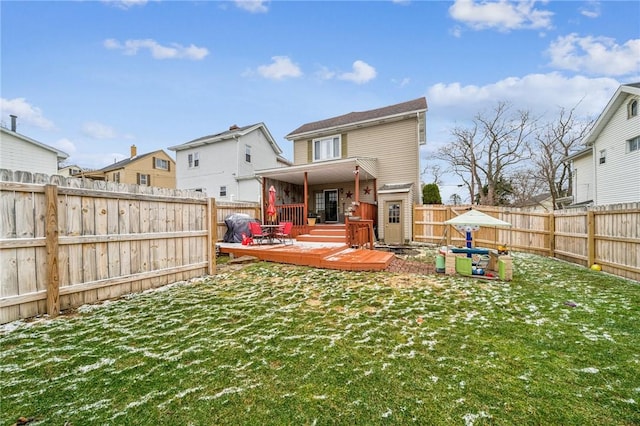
[413,203,640,282]
[215,201,261,240]
[0,170,217,324]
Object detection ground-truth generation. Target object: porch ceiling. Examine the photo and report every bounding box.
[257,157,378,186]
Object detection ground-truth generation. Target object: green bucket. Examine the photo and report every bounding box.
[435,254,445,273]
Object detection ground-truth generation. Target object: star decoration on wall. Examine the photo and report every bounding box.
[363,186,372,195]
[346,191,353,199]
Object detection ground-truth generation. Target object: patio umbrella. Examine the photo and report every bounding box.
[267,185,277,223]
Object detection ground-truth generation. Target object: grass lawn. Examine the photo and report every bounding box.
[1,252,639,425]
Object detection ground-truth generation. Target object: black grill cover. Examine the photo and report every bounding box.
[223,213,259,243]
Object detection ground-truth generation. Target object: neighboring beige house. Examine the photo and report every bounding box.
[258,97,427,244]
[58,164,90,177]
[169,123,289,201]
[0,115,68,176]
[83,145,176,189]
[566,83,640,206]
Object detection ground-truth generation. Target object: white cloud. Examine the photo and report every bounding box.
[449,0,553,31]
[234,0,269,13]
[82,122,119,140]
[257,56,303,80]
[54,138,77,155]
[104,38,209,60]
[580,1,601,18]
[0,98,55,130]
[427,73,620,128]
[392,77,411,88]
[102,0,148,10]
[338,60,377,84]
[316,66,336,80]
[547,34,640,76]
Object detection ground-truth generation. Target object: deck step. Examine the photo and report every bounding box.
[296,234,346,243]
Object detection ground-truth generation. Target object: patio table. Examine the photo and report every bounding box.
[260,224,283,244]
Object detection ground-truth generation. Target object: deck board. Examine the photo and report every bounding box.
[219,243,394,271]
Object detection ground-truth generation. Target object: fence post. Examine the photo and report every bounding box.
[587,210,595,266]
[45,184,60,318]
[547,212,555,257]
[208,198,217,275]
[445,206,452,247]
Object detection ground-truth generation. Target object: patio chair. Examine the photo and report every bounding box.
[248,221,266,245]
[275,221,294,245]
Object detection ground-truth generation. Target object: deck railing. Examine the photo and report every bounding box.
[345,217,375,249]
[352,202,377,225]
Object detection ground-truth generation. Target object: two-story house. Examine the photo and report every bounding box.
[567,83,640,206]
[258,97,427,244]
[82,145,176,189]
[0,115,68,176]
[169,123,290,201]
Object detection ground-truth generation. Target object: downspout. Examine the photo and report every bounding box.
[234,135,240,200]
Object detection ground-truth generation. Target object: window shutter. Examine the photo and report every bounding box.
[341,134,348,158]
[307,140,313,162]
[136,173,140,184]
[168,161,171,172]
[152,157,156,169]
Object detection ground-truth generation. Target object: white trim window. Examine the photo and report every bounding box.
[627,136,640,153]
[188,152,200,168]
[245,145,252,163]
[313,135,341,162]
[155,158,169,170]
[220,186,227,197]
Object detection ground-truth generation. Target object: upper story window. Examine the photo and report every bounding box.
[188,152,200,168]
[219,186,227,197]
[598,149,606,165]
[245,145,252,163]
[313,135,341,162]
[629,99,638,118]
[113,172,120,183]
[628,136,640,153]
[155,158,169,170]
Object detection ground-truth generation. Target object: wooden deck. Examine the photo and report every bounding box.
[218,242,395,272]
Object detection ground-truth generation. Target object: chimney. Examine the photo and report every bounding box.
[130,144,137,158]
[10,115,17,132]
[229,124,239,131]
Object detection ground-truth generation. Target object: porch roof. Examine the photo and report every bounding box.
[257,157,378,186]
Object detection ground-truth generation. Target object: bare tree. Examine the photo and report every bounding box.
[437,102,536,206]
[531,104,593,208]
[421,163,443,185]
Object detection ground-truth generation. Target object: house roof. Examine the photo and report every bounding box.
[565,146,592,161]
[257,157,378,186]
[99,149,173,173]
[286,97,428,139]
[1,127,69,160]
[582,82,640,146]
[168,122,283,155]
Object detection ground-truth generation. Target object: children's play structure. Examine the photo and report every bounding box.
[437,209,513,280]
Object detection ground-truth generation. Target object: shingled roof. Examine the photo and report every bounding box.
[286,97,427,138]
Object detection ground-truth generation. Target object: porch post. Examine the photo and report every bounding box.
[262,178,266,222]
[354,165,360,204]
[303,172,308,220]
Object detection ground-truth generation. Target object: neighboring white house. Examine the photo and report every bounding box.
[0,116,68,176]
[168,123,290,201]
[567,83,640,206]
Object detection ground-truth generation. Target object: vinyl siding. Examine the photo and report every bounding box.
[573,155,594,203]
[0,131,60,176]
[594,94,640,205]
[347,119,420,205]
[175,128,280,201]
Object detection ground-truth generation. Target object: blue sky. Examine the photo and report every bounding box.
[1,0,639,198]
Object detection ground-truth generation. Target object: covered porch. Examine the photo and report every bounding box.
[257,158,379,246]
